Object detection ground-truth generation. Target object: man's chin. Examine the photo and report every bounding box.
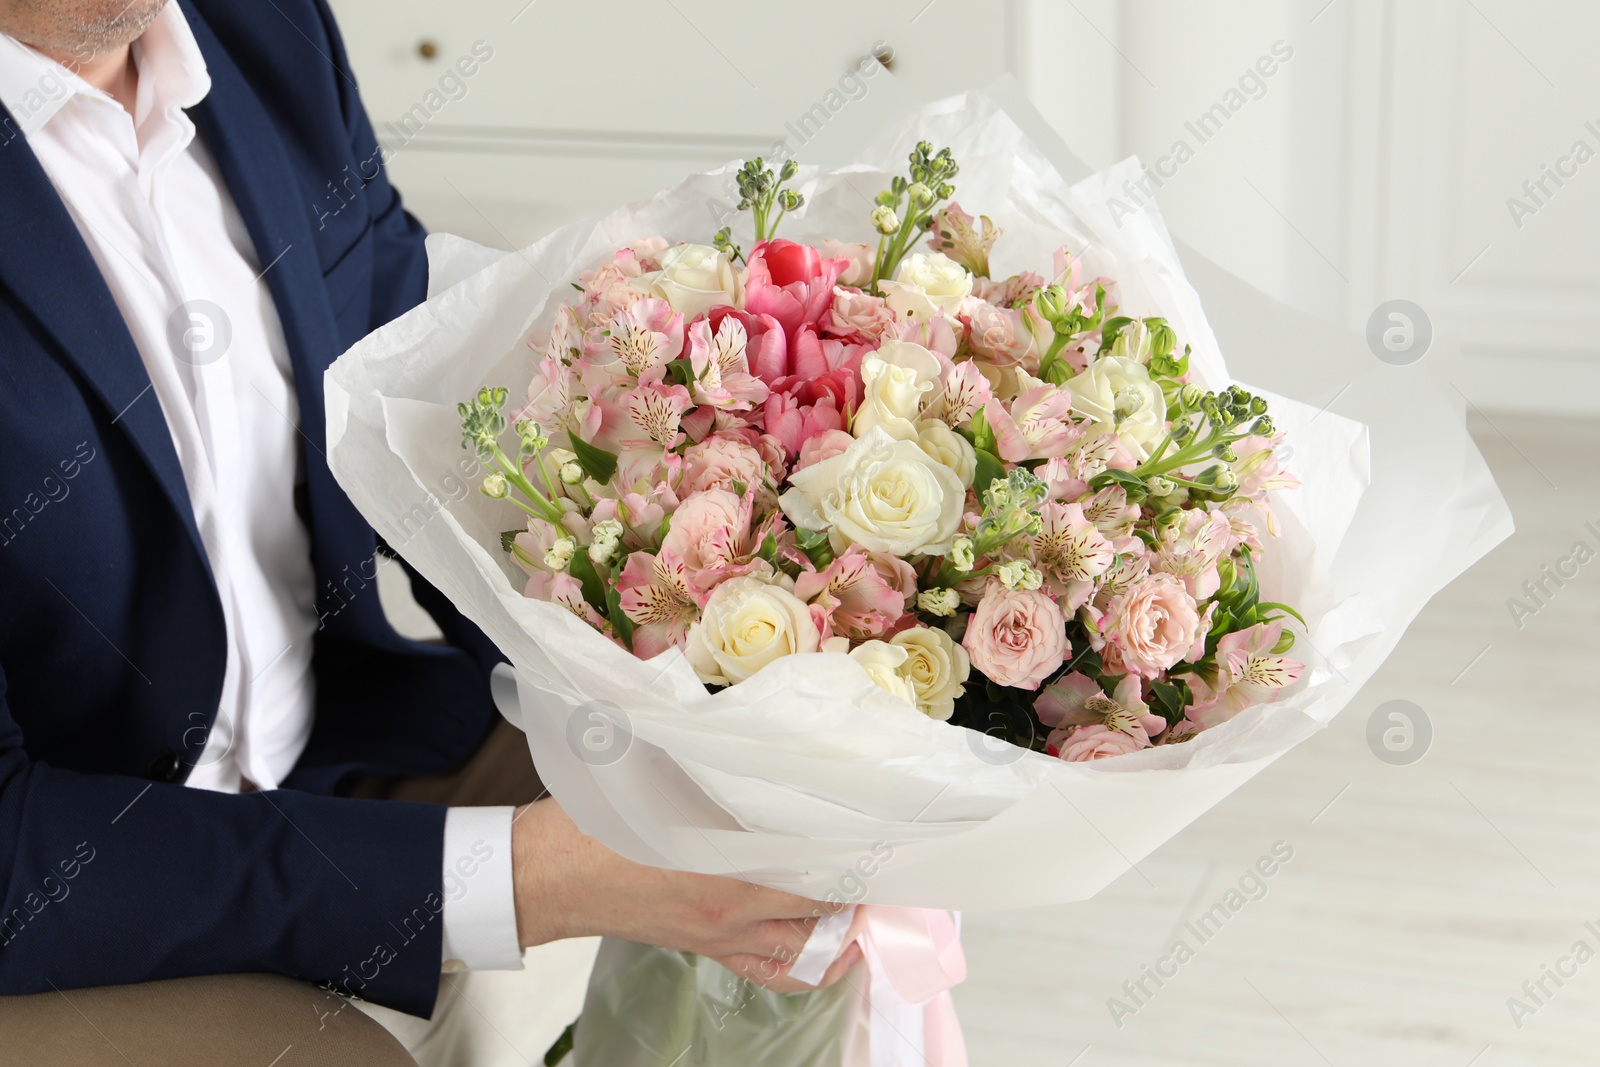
[8,0,169,59]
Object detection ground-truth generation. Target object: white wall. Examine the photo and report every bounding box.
[329,0,1600,415]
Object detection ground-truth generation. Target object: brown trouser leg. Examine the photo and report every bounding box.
[0,720,545,1067]
[0,973,416,1067]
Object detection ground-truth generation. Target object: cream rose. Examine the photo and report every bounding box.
[890,626,970,720]
[780,427,965,556]
[849,640,919,707]
[852,339,945,441]
[821,239,875,287]
[915,420,976,487]
[684,574,821,686]
[1063,356,1166,462]
[642,243,743,319]
[880,252,973,320]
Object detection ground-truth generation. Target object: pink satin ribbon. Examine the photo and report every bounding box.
[853,907,968,1067]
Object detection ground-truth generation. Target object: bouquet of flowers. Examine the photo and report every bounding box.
[462,144,1308,767]
[326,87,1509,1067]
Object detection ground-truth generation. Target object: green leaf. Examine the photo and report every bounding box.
[1089,468,1149,502]
[1256,600,1307,627]
[972,448,1007,498]
[568,432,619,485]
[970,405,997,455]
[499,529,522,553]
[566,551,607,613]
[1148,679,1192,725]
[605,581,634,651]
[665,358,695,388]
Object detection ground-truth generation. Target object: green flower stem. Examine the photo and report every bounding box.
[489,444,564,523]
[1037,334,1070,380]
[1133,429,1250,479]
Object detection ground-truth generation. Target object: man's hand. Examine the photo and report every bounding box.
[510,799,862,991]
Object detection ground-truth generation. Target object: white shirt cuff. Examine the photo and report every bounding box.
[439,806,524,972]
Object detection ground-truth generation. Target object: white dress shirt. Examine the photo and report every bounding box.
[0,4,520,972]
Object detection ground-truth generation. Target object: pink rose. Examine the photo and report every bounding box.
[825,286,897,342]
[961,577,1068,690]
[964,300,1036,368]
[659,489,763,590]
[794,428,855,471]
[1092,573,1202,679]
[680,435,767,496]
[1055,724,1148,762]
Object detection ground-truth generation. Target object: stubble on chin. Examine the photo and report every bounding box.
[2,0,168,60]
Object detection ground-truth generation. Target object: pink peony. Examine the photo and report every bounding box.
[680,435,768,496]
[1092,573,1203,679]
[743,239,848,341]
[961,577,1068,690]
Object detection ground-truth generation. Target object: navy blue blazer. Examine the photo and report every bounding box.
[0,0,504,1017]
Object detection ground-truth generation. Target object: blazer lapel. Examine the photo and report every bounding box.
[0,102,208,562]
[181,2,369,583]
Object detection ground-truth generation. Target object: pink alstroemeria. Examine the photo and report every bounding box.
[687,315,769,410]
[1188,622,1305,727]
[983,380,1083,462]
[607,298,684,381]
[1037,432,1135,501]
[926,201,1001,277]
[1152,508,1231,599]
[792,546,908,641]
[1029,501,1115,609]
[925,361,992,428]
[1080,485,1143,554]
[1036,673,1165,755]
[588,491,669,552]
[525,571,609,633]
[515,353,573,431]
[616,550,701,656]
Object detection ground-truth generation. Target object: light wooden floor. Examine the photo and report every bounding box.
[954,413,1600,1066]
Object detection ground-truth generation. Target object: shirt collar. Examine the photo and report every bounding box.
[0,2,210,139]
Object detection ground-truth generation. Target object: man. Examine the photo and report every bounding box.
[0,0,858,1062]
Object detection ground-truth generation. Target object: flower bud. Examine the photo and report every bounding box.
[480,473,508,499]
[1146,476,1176,497]
[1179,384,1204,408]
[907,182,933,208]
[1033,284,1069,323]
[560,461,585,485]
[917,587,960,617]
[872,206,901,235]
[997,559,1043,592]
[544,537,576,570]
[949,536,976,572]
[1251,416,1275,437]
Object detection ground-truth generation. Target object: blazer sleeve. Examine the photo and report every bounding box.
[0,664,450,1017]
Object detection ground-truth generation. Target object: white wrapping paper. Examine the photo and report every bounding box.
[325,87,1511,912]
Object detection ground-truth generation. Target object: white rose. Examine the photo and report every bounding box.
[684,574,821,686]
[879,252,973,320]
[849,641,919,707]
[780,427,965,556]
[852,340,945,441]
[642,243,743,319]
[1064,355,1167,461]
[889,626,970,720]
[915,420,976,487]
